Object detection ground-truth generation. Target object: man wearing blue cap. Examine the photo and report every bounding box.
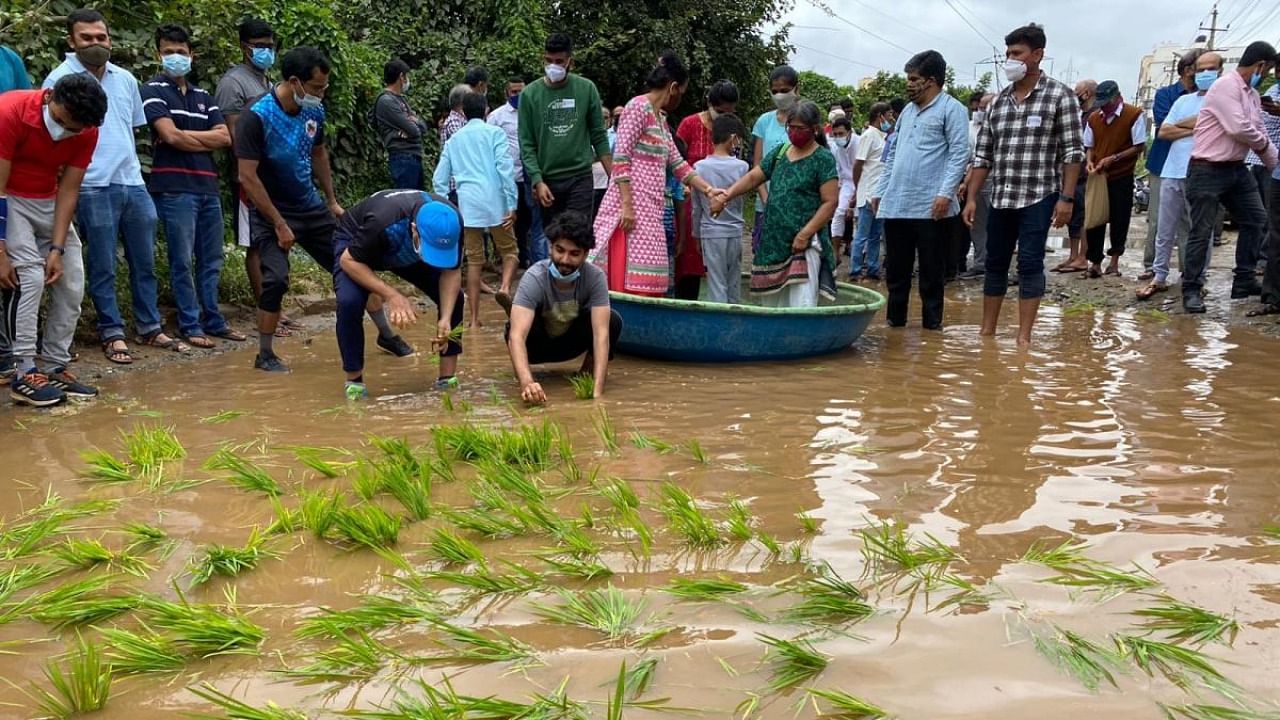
[333,189,464,398]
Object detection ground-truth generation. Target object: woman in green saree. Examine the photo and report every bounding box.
[712,100,839,307]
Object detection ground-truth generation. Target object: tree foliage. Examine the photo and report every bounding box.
[1,0,790,203]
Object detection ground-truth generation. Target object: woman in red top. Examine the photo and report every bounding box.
[674,80,739,299]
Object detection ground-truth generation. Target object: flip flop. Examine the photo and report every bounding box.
[1246,303,1280,317]
[1057,266,1086,274]
[1104,267,1122,277]
[183,334,216,349]
[102,339,134,365]
[137,332,190,354]
[1085,267,1102,279]
[208,328,248,342]
[274,324,294,338]
[1135,282,1168,300]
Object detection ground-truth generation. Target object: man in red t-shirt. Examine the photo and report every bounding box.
[0,75,107,406]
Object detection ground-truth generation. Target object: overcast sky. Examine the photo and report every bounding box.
[771,0,1280,96]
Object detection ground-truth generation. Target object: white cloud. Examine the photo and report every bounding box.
[771,0,1273,97]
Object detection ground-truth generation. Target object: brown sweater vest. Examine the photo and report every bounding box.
[1087,104,1144,180]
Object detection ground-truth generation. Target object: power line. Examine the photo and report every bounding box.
[950,0,1005,38]
[942,0,999,51]
[802,0,915,54]
[791,43,884,72]
[840,0,949,44]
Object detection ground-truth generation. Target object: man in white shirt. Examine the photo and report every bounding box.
[488,76,541,267]
[828,116,859,254]
[849,102,891,280]
[959,92,995,279]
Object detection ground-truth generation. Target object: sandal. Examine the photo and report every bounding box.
[273,324,294,338]
[102,339,134,365]
[1246,303,1280,317]
[280,315,305,330]
[1085,267,1102,279]
[1104,266,1122,277]
[1135,281,1168,300]
[137,331,190,354]
[208,328,248,342]
[1137,270,1155,281]
[183,334,216,349]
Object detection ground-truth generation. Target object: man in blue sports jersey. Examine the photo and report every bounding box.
[236,46,405,372]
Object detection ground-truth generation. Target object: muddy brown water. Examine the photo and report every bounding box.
[1,288,1279,719]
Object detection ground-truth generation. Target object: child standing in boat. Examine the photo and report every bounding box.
[691,114,749,304]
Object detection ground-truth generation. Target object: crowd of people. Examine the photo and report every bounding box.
[0,10,1278,408]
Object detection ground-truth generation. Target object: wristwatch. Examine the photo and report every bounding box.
[1059,196,1075,204]
[50,246,66,255]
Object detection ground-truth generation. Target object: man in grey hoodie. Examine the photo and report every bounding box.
[373,58,428,190]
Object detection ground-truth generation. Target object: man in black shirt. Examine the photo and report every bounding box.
[334,189,464,398]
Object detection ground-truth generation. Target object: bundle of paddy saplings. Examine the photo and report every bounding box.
[0,417,1276,720]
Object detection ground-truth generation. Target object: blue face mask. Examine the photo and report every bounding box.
[508,95,519,110]
[250,47,275,71]
[879,121,892,132]
[1250,71,1263,89]
[161,53,191,78]
[1195,70,1218,91]
[548,260,580,282]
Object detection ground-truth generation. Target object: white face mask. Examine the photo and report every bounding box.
[545,63,567,83]
[834,136,850,148]
[1003,59,1027,83]
[43,105,76,142]
[973,110,987,124]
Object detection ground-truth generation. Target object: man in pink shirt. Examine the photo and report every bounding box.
[1181,41,1277,314]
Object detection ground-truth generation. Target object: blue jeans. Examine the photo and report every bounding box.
[76,184,161,341]
[525,178,548,263]
[850,204,884,276]
[388,153,423,190]
[984,193,1056,299]
[154,192,229,337]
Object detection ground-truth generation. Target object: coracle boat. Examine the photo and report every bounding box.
[609,281,885,362]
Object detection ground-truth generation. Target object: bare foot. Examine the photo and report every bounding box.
[467,317,484,329]
[1016,336,1032,349]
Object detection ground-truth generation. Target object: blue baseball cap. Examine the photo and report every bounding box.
[414,194,462,269]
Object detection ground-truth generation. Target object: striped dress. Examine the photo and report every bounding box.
[590,95,695,296]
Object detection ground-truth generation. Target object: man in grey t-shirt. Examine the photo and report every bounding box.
[504,211,621,404]
[214,18,277,316]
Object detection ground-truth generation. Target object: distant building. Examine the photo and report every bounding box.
[1136,37,1245,118]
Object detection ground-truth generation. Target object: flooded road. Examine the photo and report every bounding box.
[2,288,1279,719]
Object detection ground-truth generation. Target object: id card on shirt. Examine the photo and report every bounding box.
[1027,115,1043,128]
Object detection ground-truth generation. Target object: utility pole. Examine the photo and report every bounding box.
[1199,1,1228,50]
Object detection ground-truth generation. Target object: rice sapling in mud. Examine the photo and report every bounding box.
[504,212,622,405]
[331,189,465,398]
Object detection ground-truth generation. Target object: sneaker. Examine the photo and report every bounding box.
[45,367,98,400]
[11,372,66,407]
[1183,294,1207,314]
[344,381,368,400]
[377,334,415,357]
[254,351,289,373]
[433,375,460,391]
[958,268,984,280]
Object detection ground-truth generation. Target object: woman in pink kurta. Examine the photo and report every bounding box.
[591,53,718,296]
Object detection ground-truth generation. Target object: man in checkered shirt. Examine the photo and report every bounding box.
[964,23,1083,347]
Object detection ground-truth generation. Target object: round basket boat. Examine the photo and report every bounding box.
[609,281,885,362]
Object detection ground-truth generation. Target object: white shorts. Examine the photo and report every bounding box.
[237,198,252,248]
